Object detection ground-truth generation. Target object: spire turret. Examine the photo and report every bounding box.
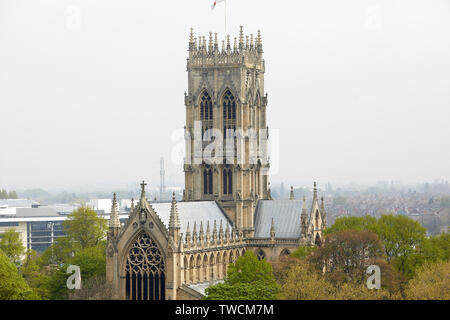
[206,221,211,243]
[289,186,294,200]
[239,25,244,49]
[109,193,120,229]
[219,220,224,242]
[169,192,181,241]
[185,222,191,247]
[192,221,198,245]
[212,220,218,243]
[199,221,205,245]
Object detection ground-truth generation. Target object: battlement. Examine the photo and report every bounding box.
[187,26,264,69]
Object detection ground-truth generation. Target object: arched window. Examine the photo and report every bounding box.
[315,233,322,247]
[315,210,320,229]
[203,254,208,281]
[189,256,195,283]
[279,249,291,261]
[209,254,215,280]
[256,93,262,129]
[125,232,165,300]
[200,91,213,139]
[223,90,236,137]
[196,255,202,283]
[256,249,265,261]
[222,251,228,277]
[203,165,213,195]
[223,165,232,195]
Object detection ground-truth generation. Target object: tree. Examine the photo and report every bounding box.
[372,214,426,277]
[47,243,106,300]
[8,191,18,199]
[324,215,377,235]
[309,230,384,285]
[325,214,428,278]
[40,236,80,266]
[290,245,315,260]
[277,260,335,300]
[404,260,450,300]
[0,228,25,266]
[20,250,50,299]
[0,249,37,300]
[63,206,107,249]
[204,251,279,300]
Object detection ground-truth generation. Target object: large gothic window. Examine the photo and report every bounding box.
[125,232,165,300]
[200,91,213,139]
[203,165,213,195]
[223,165,232,195]
[223,90,236,137]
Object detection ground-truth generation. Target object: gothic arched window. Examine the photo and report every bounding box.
[315,210,320,229]
[256,249,266,261]
[279,249,291,261]
[203,165,213,195]
[125,232,165,300]
[223,90,236,137]
[200,91,213,139]
[315,233,322,247]
[223,165,232,195]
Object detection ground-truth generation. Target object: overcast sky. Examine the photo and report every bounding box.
[0,0,449,191]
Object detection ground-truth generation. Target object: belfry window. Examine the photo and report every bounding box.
[200,91,213,139]
[223,166,232,195]
[125,232,165,300]
[203,165,213,195]
[223,90,236,137]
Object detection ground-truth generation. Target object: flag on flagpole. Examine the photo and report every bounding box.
[211,0,225,10]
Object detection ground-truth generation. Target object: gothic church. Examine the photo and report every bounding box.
[106,27,327,300]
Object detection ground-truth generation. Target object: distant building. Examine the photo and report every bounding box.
[0,205,128,253]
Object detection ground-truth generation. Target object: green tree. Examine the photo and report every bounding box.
[309,230,384,285]
[47,243,106,300]
[404,260,450,300]
[8,191,18,199]
[290,246,315,260]
[0,228,25,266]
[325,214,428,278]
[204,251,279,300]
[63,206,107,249]
[372,214,426,277]
[324,215,377,235]
[20,250,50,299]
[40,236,80,266]
[0,249,38,299]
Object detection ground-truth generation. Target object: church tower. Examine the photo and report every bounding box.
[183,27,270,236]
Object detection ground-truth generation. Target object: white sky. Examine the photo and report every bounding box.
[0,0,449,191]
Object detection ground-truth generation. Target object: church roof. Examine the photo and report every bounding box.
[151,201,233,235]
[254,200,304,238]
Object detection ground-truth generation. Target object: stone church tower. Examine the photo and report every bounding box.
[183,26,270,237]
[106,27,328,300]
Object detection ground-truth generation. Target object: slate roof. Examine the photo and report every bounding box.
[254,200,304,238]
[151,201,233,235]
[187,280,224,296]
[15,207,60,218]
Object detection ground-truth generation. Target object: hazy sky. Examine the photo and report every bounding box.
[0,0,449,191]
